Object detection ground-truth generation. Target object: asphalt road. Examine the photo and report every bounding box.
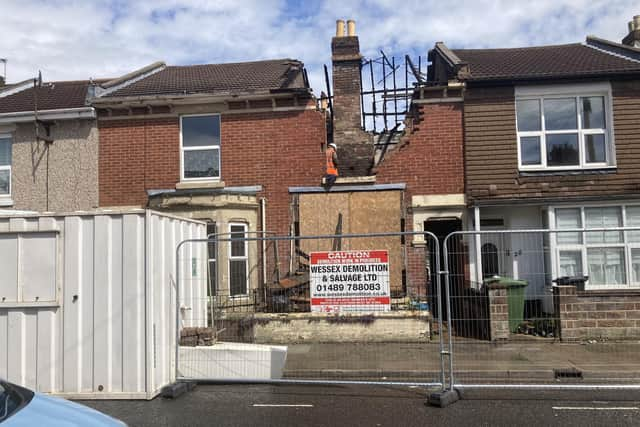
[79,384,640,427]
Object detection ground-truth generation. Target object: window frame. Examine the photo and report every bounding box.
[0,133,12,198]
[206,221,217,297]
[179,114,221,182]
[228,222,249,297]
[515,83,615,172]
[552,203,640,290]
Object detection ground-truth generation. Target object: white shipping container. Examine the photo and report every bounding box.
[0,209,207,399]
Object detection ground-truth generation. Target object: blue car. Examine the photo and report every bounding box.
[1,380,126,426]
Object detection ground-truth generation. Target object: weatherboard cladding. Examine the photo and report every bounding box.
[102,59,308,98]
[464,80,640,202]
[452,44,640,81]
[0,80,93,114]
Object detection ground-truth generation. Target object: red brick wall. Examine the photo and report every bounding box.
[375,102,464,195]
[98,109,327,237]
[99,118,180,206]
[375,102,465,296]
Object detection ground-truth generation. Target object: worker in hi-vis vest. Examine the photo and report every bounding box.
[325,142,339,187]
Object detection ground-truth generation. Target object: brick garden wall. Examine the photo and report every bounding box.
[554,285,640,341]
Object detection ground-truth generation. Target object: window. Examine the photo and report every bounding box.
[180,115,221,181]
[0,135,11,197]
[554,205,640,289]
[515,84,613,170]
[228,223,248,296]
[206,222,217,297]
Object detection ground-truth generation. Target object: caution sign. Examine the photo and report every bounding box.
[309,250,390,313]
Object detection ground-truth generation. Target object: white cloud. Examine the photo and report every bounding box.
[0,0,637,96]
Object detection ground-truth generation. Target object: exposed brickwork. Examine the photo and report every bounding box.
[99,109,327,241]
[331,35,373,176]
[554,285,640,341]
[375,102,465,293]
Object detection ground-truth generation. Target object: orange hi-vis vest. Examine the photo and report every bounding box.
[326,146,338,176]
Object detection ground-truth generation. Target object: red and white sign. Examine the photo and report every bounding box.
[309,250,390,313]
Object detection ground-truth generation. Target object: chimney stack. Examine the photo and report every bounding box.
[623,15,640,48]
[330,19,373,176]
[331,19,364,139]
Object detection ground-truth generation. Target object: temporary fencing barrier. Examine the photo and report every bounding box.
[175,231,448,387]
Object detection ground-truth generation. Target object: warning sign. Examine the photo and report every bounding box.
[309,250,390,313]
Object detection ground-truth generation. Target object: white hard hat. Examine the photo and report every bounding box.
[329,143,337,149]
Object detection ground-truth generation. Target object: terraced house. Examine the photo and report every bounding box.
[90,59,326,304]
[0,78,99,212]
[428,18,640,339]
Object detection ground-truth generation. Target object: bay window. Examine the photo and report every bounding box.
[0,135,11,197]
[516,83,614,170]
[180,114,221,181]
[554,205,640,289]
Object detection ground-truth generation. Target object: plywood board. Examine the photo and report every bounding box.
[299,191,403,291]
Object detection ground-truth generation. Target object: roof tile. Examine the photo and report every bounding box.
[452,43,640,81]
[102,59,308,98]
[0,80,91,114]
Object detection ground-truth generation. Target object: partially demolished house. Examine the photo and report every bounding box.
[294,20,466,307]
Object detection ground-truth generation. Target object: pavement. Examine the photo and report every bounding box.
[282,340,640,384]
[78,384,640,427]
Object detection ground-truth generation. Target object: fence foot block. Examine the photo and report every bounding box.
[426,388,460,408]
[161,381,197,399]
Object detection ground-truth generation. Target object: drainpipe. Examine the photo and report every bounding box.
[474,206,482,288]
[260,197,267,288]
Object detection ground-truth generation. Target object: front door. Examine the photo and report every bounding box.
[424,218,462,319]
[479,221,511,280]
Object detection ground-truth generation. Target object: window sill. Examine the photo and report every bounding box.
[519,167,616,177]
[176,180,225,190]
[0,197,14,207]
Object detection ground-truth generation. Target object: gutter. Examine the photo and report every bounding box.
[0,107,95,124]
[90,88,313,107]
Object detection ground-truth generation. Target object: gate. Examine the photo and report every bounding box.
[443,227,640,390]
[175,231,450,387]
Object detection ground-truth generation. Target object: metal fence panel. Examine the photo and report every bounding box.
[176,231,446,387]
[443,228,640,389]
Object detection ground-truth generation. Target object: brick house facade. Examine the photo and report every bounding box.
[93,60,326,300]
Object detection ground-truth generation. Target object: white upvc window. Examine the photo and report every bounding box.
[515,83,615,171]
[206,222,217,297]
[180,114,221,181]
[0,134,11,197]
[553,204,640,290]
[228,223,248,296]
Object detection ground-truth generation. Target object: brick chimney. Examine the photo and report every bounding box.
[623,15,640,48]
[331,19,374,177]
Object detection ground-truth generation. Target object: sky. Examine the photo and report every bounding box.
[0,0,637,97]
